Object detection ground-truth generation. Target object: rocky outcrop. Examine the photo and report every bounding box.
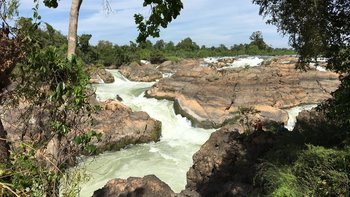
[119,62,163,82]
[146,56,340,128]
[97,68,115,83]
[92,175,176,197]
[184,128,275,196]
[1,99,162,157]
[89,68,115,84]
[92,100,162,153]
[292,109,344,146]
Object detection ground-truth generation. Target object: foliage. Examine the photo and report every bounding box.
[256,134,350,196]
[69,32,294,67]
[236,106,260,133]
[134,0,183,43]
[149,50,166,64]
[257,164,305,197]
[0,9,98,197]
[294,145,350,196]
[0,0,19,20]
[249,31,269,50]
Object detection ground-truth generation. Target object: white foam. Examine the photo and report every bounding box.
[204,56,264,70]
[285,104,317,130]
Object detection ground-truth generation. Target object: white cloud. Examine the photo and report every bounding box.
[18,0,290,48]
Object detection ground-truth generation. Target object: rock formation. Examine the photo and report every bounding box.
[92,175,176,197]
[89,67,115,84]
[119,62,163,82]
[146,56,340,128]
[92,99,162,153]
[0,99,161,161]
[183,128,274,196]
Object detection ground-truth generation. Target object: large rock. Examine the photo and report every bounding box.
[0,99,162,159]
[146,56,340,128]
[92,100,162,153]
[89,68,115,84]
[92,175,176,197]
[184,128,275,196]
[292,109,344,146]
[119,62,163,82]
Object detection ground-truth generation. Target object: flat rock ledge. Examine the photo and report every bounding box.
[119,62,163,82]
[146,56,340,128]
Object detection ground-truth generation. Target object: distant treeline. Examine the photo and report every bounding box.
[21,18,294,67]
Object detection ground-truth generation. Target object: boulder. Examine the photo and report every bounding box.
[293,109,344,146]
[89,68,115,84]
[119,62,163,82]
[89,99,162,153]
[184,128,275,196]
[92,175,176,197]
[97,68,115,83]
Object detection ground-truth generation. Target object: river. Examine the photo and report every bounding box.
[78,70,214,196]
[78,57,317,196]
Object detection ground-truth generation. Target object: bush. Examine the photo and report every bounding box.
[149,51,166,64]
[293,145,350,196]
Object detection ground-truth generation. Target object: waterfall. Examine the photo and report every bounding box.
[78,70,214,196]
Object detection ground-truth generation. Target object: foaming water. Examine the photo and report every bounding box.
[203,56,265,69]
[79,70,214,196]
[285,104,317,130]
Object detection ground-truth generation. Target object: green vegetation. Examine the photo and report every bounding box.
[81,33,294,67]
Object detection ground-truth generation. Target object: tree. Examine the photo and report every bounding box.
[165,41,175,51]
[45,0,183,58]
[96,40,115,66]
[154,39,165,50]
[78,33,92,53]
[176,37,200,51]
[249,31,268,50]
[253,0,350,131]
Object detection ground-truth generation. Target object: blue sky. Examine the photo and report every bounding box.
[19,0,290,48]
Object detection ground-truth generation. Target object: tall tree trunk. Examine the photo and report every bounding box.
[67,0,83,59]
[0,118,9,164]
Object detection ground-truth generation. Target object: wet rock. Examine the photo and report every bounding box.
[92,175,176,197]
[97,69,115,83]
[89,68,115,84]
[91,99,162,153]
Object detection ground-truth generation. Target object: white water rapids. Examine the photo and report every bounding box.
[78,70,214,196]
[77,58,318,196]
